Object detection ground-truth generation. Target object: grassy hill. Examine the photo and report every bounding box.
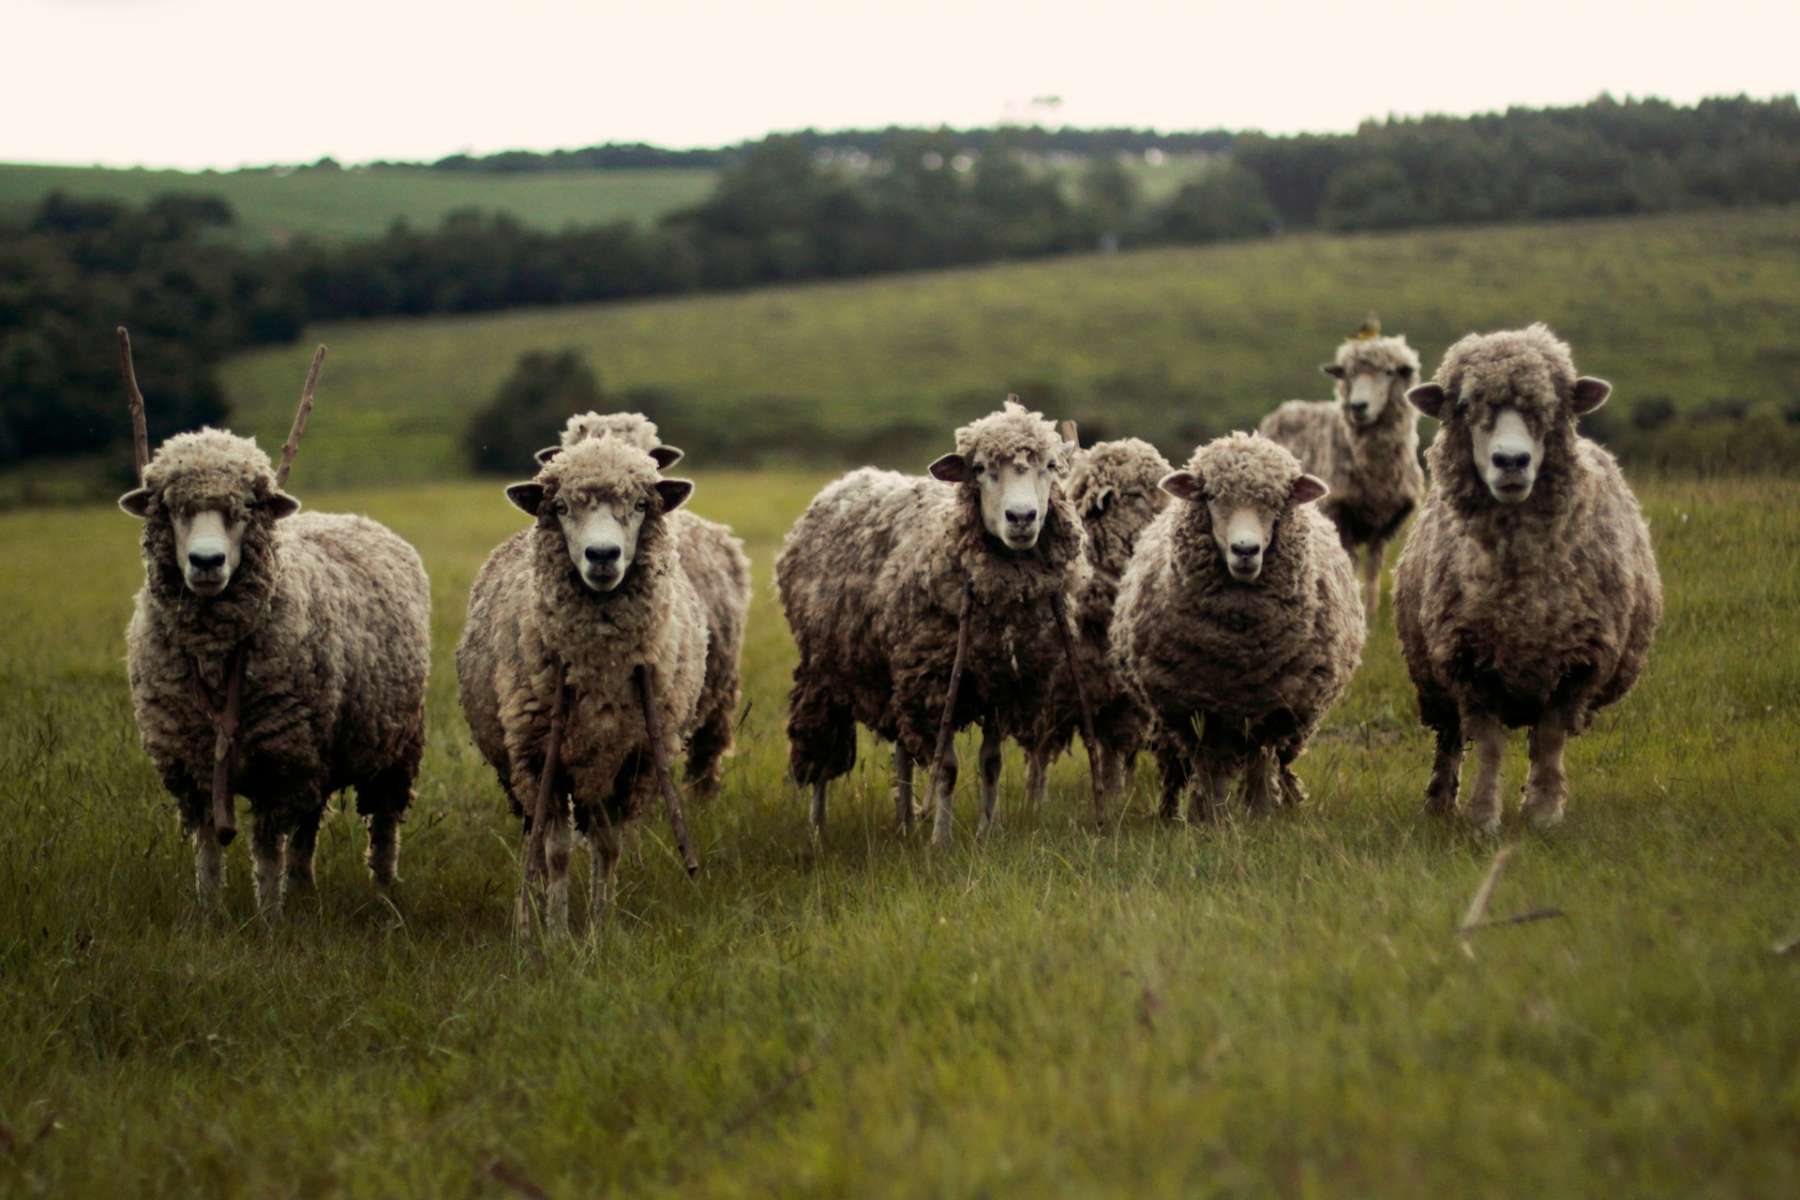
[1,472,1795,1194]
[207,206,1800,490]
[0,162,718,244]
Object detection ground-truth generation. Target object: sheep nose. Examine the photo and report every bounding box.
[1230,541,1260,558]
[1347,401,1368,413]
[1005,507,1037,525]
[188,550,226,571]
[585,545,621,566]
[1492,450,1531,472]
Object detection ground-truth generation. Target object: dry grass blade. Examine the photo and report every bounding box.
[1462,906,1566,933]
[274,344,328,489]
[116,326,150,482]
[482,1158,548,1200]
[1458,844,1514,934]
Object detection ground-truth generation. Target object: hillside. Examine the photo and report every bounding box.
[0,162,717,244]
[208,206,1800,490]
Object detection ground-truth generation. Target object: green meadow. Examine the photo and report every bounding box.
[0,470,1795,1197]
[210,206,1800,490]
[0,162,718,244]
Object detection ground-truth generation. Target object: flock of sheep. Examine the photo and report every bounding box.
[114,319,1663,932]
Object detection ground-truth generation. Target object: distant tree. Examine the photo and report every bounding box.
[463,349,603,474]
[1150,163,1277,243]
[1077,156,1143,246]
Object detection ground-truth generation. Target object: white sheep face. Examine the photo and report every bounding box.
[552,490,650,593]
[173,508,247,597]
[1473,408,1543,504]
[1343,371,1394,428]
[1208,501,1278,583]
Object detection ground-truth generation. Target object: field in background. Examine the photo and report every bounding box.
[208,206,1800,490]
[1,473,1795,1196]
[0,163,719,243]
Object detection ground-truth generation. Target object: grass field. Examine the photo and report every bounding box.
[1,471,1795,1196]
[209,206,1800,490]
[0,162,718,244]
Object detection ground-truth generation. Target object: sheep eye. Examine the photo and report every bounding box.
[634,498,648,513]
[552,499,568,515]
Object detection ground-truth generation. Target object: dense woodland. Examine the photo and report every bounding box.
[4,94,1797,468]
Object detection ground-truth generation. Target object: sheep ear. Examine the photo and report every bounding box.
[655,478,694,512]
[1059,420,1079,446]
[1321,363,1346,380]
[1159,470,1205,503]
[1571,376,1611,415]
[649,445,685,470]
[929,453,969,483]
[506,482,546,515]
[1406,383,1448,419]
[1087,486,1115,516]
[534,445,562,466]
[264,491,302,520]
[119,488,154,518]
[1291,474,1329,506]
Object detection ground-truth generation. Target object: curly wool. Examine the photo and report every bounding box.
[777,402,1088,784]
[1112,433,1364,781]
[1394,326,1662,736]
[1259,334,1424,550]
[554,409,750,791]
[558,410,662,452]
[126,429,430,835]
[456,438,707,829]
[1032,438,1171,766]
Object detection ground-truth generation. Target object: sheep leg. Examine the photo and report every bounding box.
[1276,743,1308,808]
[1155,740,1190,822]
[1463,713,1508,835]
[636,664,700,876]
[285,806,322,892]
[367,812,401,888]
[1523,718,1571,829]
[977,724,1003,835]
[1423,716,1464,817]
[809,781,828,840]
[892,746,915,834]
[1050,590,1105,825]
[192,815,224,908]
[587,817,622,930]
[523,660,570,933]
[1244,747,1277,814]
[357,765,412,887]
[929,579,976,849]
[1187,751,1228,825]
[1024,745,1049,813]
[1361,542,1385,624]
[543,803,573,937]
[251,813,286,917]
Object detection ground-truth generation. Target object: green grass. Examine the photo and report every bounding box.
[0,162,717,244]
[208,205,1800,490]
[1,473,1795,1196]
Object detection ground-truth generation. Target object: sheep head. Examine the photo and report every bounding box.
[1065,437,1172,573]
[1161,432,1326,585]
[507,438,691,594]
[1407,324,1608,506]
[119,428,299,599]
[929,397,1069,553]
[1321,332,1420,430]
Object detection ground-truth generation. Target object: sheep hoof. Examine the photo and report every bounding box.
[1524,793,1567,830]
[1464,808,1503,837]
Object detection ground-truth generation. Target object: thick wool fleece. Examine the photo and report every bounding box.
[126,430,429,834]
[1259,334,1424,551]
[554,409,751,790]
[1032,438,1171,764]
[1112,434,1364,781]
[1394,325,1662,737]
[777,403,1087,783]
[456,439,707,830]
[559,411,661,452]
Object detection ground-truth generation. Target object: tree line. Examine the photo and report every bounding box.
[4,94,1796,469]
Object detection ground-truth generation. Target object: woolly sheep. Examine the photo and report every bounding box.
[1112,433,1364,819]
[1026,437,1172,809]
[456,438,707,933]
[541,410,750,797]
[776,399,1089,845]
[1259,328,1424,621]
[1394,324,1662,832]
[120,429,430,913]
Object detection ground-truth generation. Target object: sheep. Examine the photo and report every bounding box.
[1394,324,1662,833]
[120,430,430,913]
[776,398,1092,846]
[538,410,750,797]
[1112,432,1364,820]
[1025,436,1172,810]
[456,437,708,934]
[1259,322,1424,621]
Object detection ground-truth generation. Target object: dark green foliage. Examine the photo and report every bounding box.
[463,350,604,474]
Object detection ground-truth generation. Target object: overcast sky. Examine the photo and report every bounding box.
[8,0,1796,170]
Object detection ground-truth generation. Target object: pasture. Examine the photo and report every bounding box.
[0,162,718,245]
[214,206,1800,489]
[1,470,1795,1196]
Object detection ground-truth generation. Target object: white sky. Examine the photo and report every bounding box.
[7,0,1796,170]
